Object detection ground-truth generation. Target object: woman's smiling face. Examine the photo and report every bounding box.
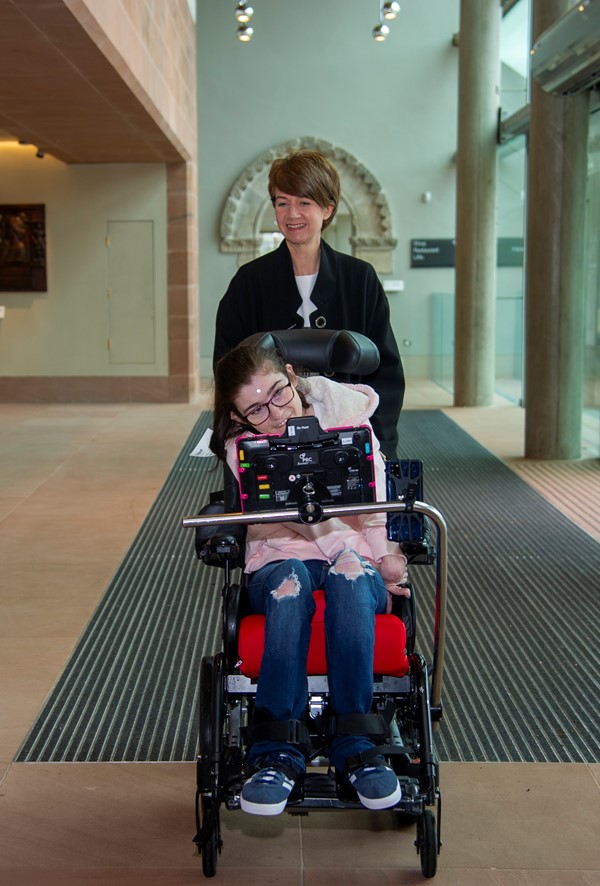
[272,189,334,249]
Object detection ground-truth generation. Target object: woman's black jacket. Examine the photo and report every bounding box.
[213,239,405,458]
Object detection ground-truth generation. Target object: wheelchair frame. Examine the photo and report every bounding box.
[182,495,447,879]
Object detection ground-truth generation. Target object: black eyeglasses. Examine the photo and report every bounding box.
[240,380,294,425]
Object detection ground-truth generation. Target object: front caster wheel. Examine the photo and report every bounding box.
[200,794,220,878]
[197,654,225,877]
[416,808,438,878]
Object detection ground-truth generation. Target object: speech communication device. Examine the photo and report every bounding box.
[236,416,376,522]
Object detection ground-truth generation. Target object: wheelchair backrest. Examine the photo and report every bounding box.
[240,328,380,376]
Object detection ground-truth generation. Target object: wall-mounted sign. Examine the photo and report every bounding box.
[0,204,47,292]
[411,237,525,269]
[497,237,524,267]
[411,239,455,268]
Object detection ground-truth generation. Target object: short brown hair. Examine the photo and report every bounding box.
[268,149,340,230]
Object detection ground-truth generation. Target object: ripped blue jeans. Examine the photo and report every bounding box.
[246,549,388,774]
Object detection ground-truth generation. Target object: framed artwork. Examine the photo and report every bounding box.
[0,204,47,292]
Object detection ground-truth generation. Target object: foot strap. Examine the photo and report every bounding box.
[249,758,301,783]
[344,743,412,773]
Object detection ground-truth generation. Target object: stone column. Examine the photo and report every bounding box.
[454,0,501,406]
[525,0,590,459]
[167,160,200,402]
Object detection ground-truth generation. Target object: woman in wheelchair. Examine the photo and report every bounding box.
[211,342,409,817]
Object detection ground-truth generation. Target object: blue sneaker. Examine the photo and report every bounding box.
[348,760,402,810]
[240,755,299,816]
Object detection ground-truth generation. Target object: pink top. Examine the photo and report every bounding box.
[225,375,400,575]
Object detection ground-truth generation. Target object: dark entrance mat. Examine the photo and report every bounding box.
[15,410,600,763]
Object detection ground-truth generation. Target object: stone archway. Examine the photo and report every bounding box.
[219,136,397,273]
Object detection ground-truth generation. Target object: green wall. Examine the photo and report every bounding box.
[196,0,460,378]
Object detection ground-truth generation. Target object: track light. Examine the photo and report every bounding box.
[35,148,45,159]
[237,23,253,41]
[235,2,253,23]
[382,1,400,19]
[373,1,399,39]
[372,22,390,41]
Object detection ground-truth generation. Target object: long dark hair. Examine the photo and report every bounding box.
[210,344,307,461]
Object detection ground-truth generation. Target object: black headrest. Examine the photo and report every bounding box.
[240,329,380,375]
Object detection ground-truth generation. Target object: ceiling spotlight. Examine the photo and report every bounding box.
[382,1,400,19]
[237,23,254,41]
[235,2,254,23]
[35,148,45,159]
[372,22,390,41]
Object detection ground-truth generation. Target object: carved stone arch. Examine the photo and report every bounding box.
[220,136,396,272]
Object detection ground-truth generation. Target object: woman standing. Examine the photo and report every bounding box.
[213,149,404,459]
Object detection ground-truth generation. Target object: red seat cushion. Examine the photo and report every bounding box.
[237,590,409,678]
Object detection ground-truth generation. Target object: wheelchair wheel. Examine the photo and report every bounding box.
[199,656,214,763]
[416,808,438,878]
[200,794,219,878]
[391,585,417,654]
[199,654,225,764]
[198,655,225,877]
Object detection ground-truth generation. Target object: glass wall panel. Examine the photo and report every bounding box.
[432,129,528,402]
[496,134,527,404]
[583,108,600,456]
[500,0,531,116]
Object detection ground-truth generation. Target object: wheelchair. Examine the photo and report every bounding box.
[182,330,448,879]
